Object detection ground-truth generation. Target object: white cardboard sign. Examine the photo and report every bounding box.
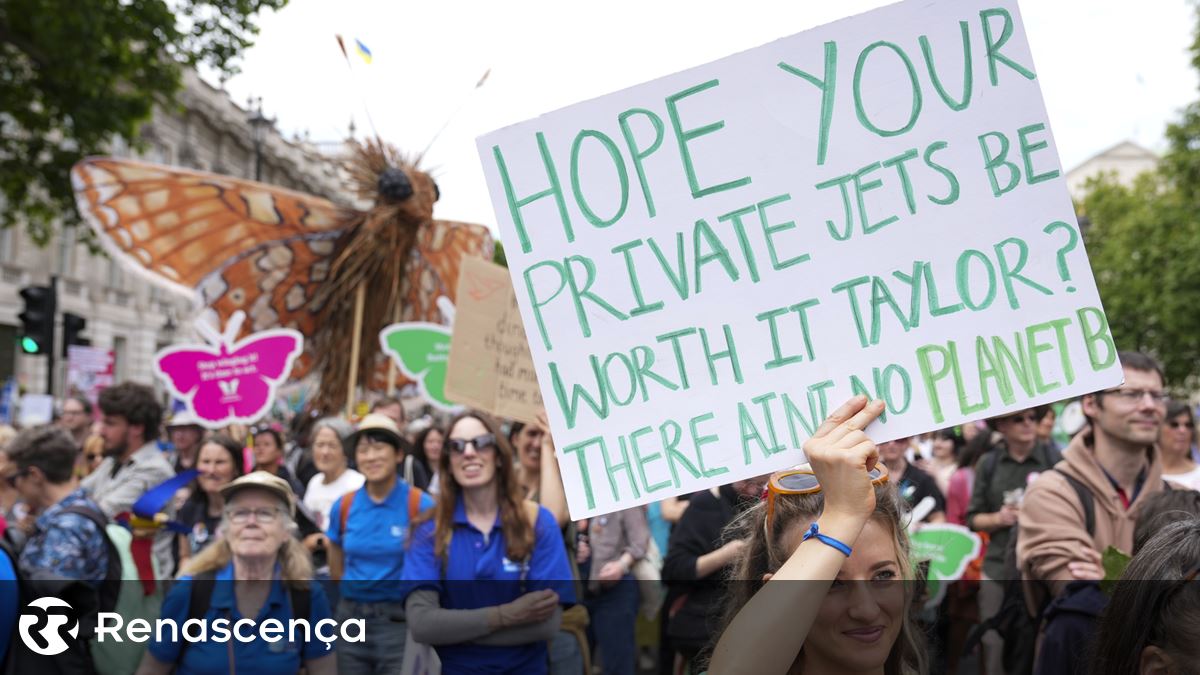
[478,0,1122,518]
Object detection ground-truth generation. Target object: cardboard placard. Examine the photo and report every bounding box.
[478,0,1123,517]
[444,257,544,425]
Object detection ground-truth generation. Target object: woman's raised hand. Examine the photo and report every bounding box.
[802,395,886,524]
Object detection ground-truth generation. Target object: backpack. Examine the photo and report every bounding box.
[1,504,142,675]
[967,461,1173,674]
[176,570,311,665]
[62,506,161,675]
[338,485,425,538]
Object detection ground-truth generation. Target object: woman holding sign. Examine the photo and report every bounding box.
[401,411,576,674]
[708,396,928,675]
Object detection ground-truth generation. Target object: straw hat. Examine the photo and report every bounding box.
[219,470,296,515]
[344,413,406,454]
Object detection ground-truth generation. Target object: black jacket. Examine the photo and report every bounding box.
[663,484,741,650]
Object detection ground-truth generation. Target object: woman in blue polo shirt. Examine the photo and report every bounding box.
[327,413,434,675]
[402,411,576,674]
[137,471,336,675]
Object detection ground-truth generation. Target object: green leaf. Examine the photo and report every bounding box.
[380,323,453,409]
[1100,545,1131,596]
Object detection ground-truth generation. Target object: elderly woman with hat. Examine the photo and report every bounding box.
[137,471,336,675]
[327,413,434,675]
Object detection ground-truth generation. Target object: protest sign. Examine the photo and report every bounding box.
[67,345,116,416]
[18,394,53,427]
[444,257,545,425]
[380,322,455,410]
[154,311,303,429]
[910,524,983,607]
[478,0,1123,518]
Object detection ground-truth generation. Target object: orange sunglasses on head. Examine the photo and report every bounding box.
[764,464,889,533]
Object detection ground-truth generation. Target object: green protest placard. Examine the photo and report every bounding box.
[478,0,1122,518]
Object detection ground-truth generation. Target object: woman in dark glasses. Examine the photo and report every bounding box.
[1160,401,1200,490]
[708,396,927,675]
[401,411,576,674]
[1090,517,1200,675]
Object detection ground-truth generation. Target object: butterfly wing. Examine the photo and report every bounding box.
[368,219,492,389]
[379,323,453,408]
[403,219,493,322]
[155,346,223,397]
[229,332,304,380]
[70,156,347,300]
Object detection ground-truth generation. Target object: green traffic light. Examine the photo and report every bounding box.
[20,336,40,354]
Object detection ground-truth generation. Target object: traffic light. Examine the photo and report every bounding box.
[18,285,56,355]
[63,312,88,355]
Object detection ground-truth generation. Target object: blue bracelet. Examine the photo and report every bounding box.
[801,523,852,557]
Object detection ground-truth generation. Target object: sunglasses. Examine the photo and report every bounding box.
[3,468,29,488]
[1169,421,1195,430]
[765,464,889,533]
[446,433,497,455]
[1001,412,1042,424]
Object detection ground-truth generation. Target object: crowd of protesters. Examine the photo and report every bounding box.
[0,350,1197,675]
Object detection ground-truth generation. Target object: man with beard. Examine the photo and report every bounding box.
[1019,351,1172,598]
[81,382,175,574]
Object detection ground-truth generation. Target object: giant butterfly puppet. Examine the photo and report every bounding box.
[71,139,492,414]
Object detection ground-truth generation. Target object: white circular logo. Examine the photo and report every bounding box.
[18,596,79,656]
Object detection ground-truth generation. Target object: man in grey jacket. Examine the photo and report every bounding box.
[82,381,175,576]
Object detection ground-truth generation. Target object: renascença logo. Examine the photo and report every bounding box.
[18,597,79,656]
[18,596,365,655]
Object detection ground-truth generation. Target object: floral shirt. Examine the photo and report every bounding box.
[19,488,109,582]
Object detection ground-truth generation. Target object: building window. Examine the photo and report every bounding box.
[113,335,127,382]
[0,324,15,383]
[107,258,123,288]
[0,227,13,264]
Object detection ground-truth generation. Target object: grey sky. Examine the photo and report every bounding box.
[214,0,1198,232]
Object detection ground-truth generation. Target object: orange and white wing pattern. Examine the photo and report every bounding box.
[402,219,494,322]
[71,156,347,299]
[367,219,493,389]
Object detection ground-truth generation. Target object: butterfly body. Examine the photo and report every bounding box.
[74,140,492,413]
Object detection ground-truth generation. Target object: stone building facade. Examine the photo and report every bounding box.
[0,69,352,395]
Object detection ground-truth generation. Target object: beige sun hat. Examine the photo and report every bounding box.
[219,470,296,515]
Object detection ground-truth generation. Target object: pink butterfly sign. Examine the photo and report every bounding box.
[154,311,303,428]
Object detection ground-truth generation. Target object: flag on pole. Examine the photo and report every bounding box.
[355,39,373,64]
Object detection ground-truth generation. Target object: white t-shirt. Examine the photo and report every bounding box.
[304,469,365,532]
[1164,465,1200,492]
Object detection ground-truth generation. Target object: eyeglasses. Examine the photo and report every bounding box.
[1001,412,1042,424]
[1168,421,1195,430]
[226,507,282,525]
[446,434,497,456]
[764,465,889,533]
[1101,389,1169,406]
[3,469,28,488]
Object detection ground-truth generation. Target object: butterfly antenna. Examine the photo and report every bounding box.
[436,296,457,325]
[418,67,492,164]
[223,311,247,346]
[195,314,224,348]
